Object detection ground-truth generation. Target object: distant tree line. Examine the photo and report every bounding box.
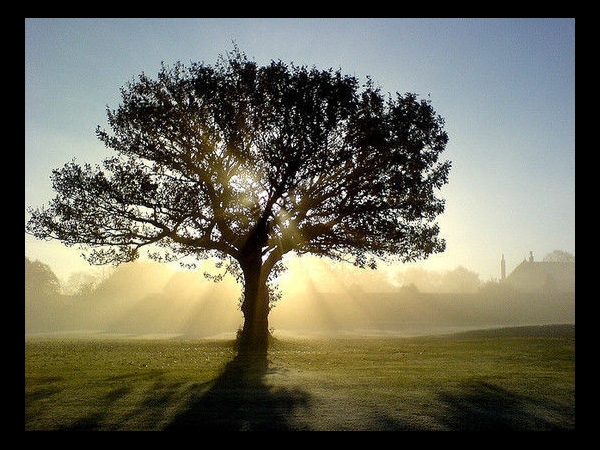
[25,253,575,336]
[542,250,574,263]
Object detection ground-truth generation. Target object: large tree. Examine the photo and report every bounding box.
[26,50,451,354]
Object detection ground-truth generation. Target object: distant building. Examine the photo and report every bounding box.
[502,252,575,293]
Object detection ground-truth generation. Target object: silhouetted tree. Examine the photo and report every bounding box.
[25,257,63,332]
[25,257,60,297]
[395,266,480,293]
[440,266,481,293]
[542,250,575,263]
[26,49,451,354]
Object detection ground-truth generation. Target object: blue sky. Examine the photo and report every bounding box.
[25,18,575,282]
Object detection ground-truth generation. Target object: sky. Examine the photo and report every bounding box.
[25,18,575,284]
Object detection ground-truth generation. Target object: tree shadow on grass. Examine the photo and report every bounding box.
[435,380,575,431]
[164,353,311,431]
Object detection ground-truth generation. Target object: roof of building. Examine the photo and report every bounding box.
[505,260,575,293]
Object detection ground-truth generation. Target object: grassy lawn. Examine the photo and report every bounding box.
[25,325,575,431]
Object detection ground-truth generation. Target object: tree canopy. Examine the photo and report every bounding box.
[542,250,575,263]
[26,49,451,352]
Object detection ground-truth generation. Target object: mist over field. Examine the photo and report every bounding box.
[25,256,574,339]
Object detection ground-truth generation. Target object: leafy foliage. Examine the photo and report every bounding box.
[26,49,451,286]
[542,250,574,263]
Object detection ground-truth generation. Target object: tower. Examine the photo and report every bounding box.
[501,254,506,280]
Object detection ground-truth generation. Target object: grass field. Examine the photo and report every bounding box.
[25,324,575,431]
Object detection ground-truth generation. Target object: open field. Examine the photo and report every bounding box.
[25,324,575,431]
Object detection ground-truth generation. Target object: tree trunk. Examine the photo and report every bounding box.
[237,255,271,356]
[236,213,274,355]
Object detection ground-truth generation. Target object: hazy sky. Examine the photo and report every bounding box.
[25,18,575,283]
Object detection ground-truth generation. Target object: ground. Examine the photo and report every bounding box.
[25,325,575,431]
